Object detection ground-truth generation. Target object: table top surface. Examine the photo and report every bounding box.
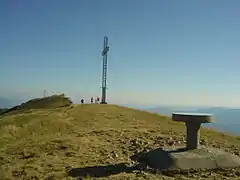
[172,112,213,117]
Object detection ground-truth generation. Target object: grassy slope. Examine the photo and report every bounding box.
[0,104,239,180]
[0,94,72,116]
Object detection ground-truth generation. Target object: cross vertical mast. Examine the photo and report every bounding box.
[101,36,109,104]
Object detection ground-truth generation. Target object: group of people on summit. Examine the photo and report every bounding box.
[81,97,100,104]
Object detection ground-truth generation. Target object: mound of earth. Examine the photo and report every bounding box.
[0,104,239,179]
[0,94,72,115]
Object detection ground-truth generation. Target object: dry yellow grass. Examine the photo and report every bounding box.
[0,103,239,180]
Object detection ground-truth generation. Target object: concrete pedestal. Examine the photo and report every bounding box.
[142,146,240,170]
[139,112,240,171]
[172,112,215,150]
[186,121,201,150]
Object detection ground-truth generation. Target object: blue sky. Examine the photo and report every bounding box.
[0,0,240,107]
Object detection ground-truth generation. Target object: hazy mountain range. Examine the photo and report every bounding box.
[143,106,240,135]
[0,96,30,109]
[121,104,240,135]
[0,97,17,109]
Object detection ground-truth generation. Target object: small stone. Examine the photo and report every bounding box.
[111,151,119,158]
[176,141,181,145]
[122,150,128,154]
[200,139,207,145]
[156,136,164,140]
[167,141,176,146]
[234,151,240,156]
[76,177,84,180]
[65,166,72,171]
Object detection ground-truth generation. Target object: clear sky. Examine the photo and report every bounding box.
[0,0,240,107]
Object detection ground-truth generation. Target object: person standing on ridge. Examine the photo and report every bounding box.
[91,97,93,104]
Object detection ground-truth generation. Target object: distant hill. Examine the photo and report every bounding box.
[0,94,73,115]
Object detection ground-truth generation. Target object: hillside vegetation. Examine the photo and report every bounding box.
[0,109,7,114]
[0,96,239,179]
[0,94,72,115]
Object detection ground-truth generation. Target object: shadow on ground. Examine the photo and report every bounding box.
[67,147,187,178]
[67,163,135,178]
